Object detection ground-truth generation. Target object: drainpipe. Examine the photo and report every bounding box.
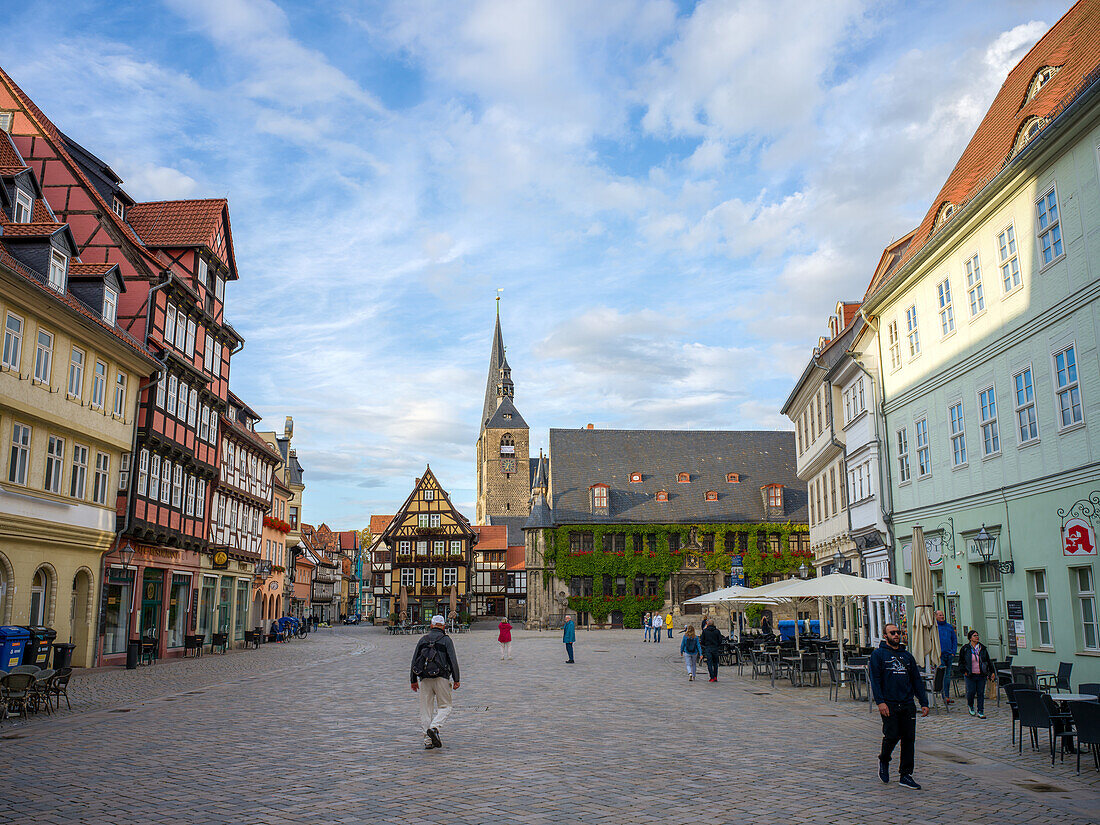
[94,274,171,666]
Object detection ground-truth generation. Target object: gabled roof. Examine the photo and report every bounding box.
[546,428,806,526]
[485,396,527,429]
[338,530,358,551]
[125,198,239,279]
[369,515,395,535]
[867,1,1100,298]
[780,316,862,416]
[380,466,477,543]
[472,524,509,550]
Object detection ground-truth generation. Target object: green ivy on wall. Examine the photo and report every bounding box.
[543,522,809,627]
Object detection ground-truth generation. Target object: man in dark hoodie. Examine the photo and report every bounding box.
[869,623,929,790]
[411,615,461,750]
[700,617,724,682]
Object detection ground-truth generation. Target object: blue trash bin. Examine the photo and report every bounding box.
[0,626,31,669]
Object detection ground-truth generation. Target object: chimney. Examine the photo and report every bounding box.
[284,416,294,439]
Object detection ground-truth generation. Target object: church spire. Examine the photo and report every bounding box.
[481,300,519,427]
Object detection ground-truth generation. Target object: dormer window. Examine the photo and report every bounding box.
[103,287,118,325]
[111,197,125,220]
[704,490,718,502]
[766,484,783,509]
[1026,66,1060,104]
[655,490,668,502]
[726,473,740,483]
[629,472,642,483]
[677,472,690,483]
[1013,116,1045,155]
[503,413,512,420]
[934,202,955,229]
[590,483,609,512]
[13,189,32,224]
[0,112,12,132]
[48,250,67,293]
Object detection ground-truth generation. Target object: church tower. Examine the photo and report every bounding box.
[475,301,531,524]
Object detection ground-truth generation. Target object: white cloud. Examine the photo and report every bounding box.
[122,163,199,200]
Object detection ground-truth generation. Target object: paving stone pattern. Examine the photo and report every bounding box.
[1,627,1097,824]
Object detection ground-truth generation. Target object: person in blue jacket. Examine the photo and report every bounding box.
[936,611,958,705]
[870,623,929,790]
[563,614,575,663]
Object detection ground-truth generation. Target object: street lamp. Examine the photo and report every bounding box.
[832,552,851,574]
[798,562,810,580]
[118,542,136,571]
[973,524,1013,574]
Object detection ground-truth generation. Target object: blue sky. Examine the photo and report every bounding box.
[0,0,1072,527]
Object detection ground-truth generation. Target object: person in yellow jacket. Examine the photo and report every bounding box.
[665,611,674,639]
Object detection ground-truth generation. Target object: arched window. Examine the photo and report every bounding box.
[655,490,668,502]
[934,202,955,229]
[1026,66,1060,103]
[704,490,718,502]
[726,473,740,483]
[499,434,515,456]
[29,568,47,625]
[1012,116,1045,155]
[677,472,690,483]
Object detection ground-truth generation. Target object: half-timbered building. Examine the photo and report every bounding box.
[381,468,476,623]
[0,68,245,662]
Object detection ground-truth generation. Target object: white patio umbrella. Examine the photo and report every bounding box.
[909,526,940,674]
[752,573,914,673]
[683,585,784,640]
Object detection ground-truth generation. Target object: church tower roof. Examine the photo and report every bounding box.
[481,299,526,429]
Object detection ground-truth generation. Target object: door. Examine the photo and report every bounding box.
[70,570,92,666]
[976,566,1004,659]
[140,569,164,640]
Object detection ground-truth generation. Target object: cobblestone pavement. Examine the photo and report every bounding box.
[1,627,1098,825]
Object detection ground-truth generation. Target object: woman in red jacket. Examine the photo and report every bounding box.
[498,620,513,660]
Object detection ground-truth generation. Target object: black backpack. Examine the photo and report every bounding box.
[413,637,451,679]
[684,636,699,654]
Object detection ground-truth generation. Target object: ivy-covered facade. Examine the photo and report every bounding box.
[524,428,808,628]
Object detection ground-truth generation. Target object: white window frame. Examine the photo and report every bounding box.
[422,567,437,587]
[949,403,967,468]
[156,373,166,408]
[204,336,214,374]
[102,286,118,325]
[1031,569,1054,648]
[979,385,1000,457]
[915,418,931,478]
[166,374,178,416]
[443,567,458,587]
[175,309,187,350]
[68,347,84,398]
[423,489,434,501]
[92,451,110,505]
[48,250,68,293]
[71,443,89,499]
[418,514,429,528]
[113,372,127,417]
[33,329,53,384]
[160,459,171,504]
[896,427,910,484]
[8,422,31,485]
[172,464,182,509]
[433,540,445,556]
[400,568,415,588]
[1036,186,1064,268]
[429,513,441,528]
[91,360,107,409]
[149,454,161,501]
[186,476,196,517]
[964,253,985,317]
[111,197,125,219]
[163,300,176,347]
[887,320,901,371]
[1053,344,1083,429]
[13,188,32,223]
[905,305,920,358]
[1073,566,1099,652]
[450,540,463,555]
[137,448,149,497]
[196,479,206,519]
[2,312,23,370]
[936,278,955,336]
[44,434,65,494]
[185,319,196,357]
[188,387,198,427]
[997,223,1022,293]
[1013,367,1039,444]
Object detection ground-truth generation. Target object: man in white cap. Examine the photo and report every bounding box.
[410,614,461,749]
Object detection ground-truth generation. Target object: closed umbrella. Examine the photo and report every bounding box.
[399,585,408,622]
[909,526,940,674]
[449,585,458,631]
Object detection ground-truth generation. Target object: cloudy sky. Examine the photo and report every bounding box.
[0,0,1071,527]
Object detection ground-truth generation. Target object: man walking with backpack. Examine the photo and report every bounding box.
[411,615,460,750]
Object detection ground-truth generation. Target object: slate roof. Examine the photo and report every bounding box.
[867,0,1100,298]
[488,515,529,546]
[546,428,806,526]
[480,309,525,429]
[485,396,527,429]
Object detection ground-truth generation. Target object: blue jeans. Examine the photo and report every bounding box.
[653,629,661,643]
[565,643,574,662]
[644,626,651,640]
[940,652,954,699]
[667,627,673,638]
[965,674,986,713]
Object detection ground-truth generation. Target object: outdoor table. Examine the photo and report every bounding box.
[1053,694,1099,703]
[840,664,869,702]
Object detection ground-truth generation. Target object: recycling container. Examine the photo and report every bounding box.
[0,626,30,669]
[20,625,56,666]
[52,642,76,670]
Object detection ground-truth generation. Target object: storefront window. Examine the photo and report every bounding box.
[234,579,250,640]
[167,574,191,648]
[103,568,134,654]
[218,576,232,633]
[198,576,217,638]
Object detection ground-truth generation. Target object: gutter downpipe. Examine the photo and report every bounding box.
[95,273,171,666]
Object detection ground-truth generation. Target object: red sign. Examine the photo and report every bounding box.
[1062,517,1097,556]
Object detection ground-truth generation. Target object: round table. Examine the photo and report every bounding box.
[1053,693,1099,703]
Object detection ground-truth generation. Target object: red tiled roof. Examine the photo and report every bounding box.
[1,221,66,237]
[338,530,358,551]
[867,0,1100,298]
[68,261,116,276]
[473,524,508,550]
[506,546,525,570]
[839,302,861,329]
[369,515,395,535]
[125,199,239,278]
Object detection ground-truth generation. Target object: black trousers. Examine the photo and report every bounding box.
[703,650,720,679]
[878,703,917,777]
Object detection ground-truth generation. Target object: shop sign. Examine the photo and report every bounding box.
[212,550,229,570]
[1062,517,1096,556]
[1005,600,1025,655]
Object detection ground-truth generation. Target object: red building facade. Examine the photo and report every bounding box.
[0,68,244,663]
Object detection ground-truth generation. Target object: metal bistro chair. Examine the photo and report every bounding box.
[930,667,950,713]
[1067,700,1100,774]
[1002,683,1025,745]
[1011,665,1038,690]
[1078,683,1100,699]
[749,649,769,680]
[0,673,36,722]
[1015,689,1065,765]
[31,669,55,716]
[49,667,73,711]
[9,665,41,676]
[1039,662,1073,694]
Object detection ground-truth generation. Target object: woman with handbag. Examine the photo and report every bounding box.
[957,630,995,718]
[680,625,701,681]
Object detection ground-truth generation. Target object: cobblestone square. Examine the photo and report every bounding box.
[1,627,1097,825]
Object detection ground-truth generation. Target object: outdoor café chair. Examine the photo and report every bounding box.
[1039,662,1073,694]
[1079,683,1100,699]
[930,666,949,712]
[1011,665,1038,689]
[0,673,36,722]
[9,665,40,676]
[1016,689,1061,765]
[49,667,73,711]
[1002,683,1025,745]
[30,669,55,715]
[749,649,768,680]
[1067,700,1100,774]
